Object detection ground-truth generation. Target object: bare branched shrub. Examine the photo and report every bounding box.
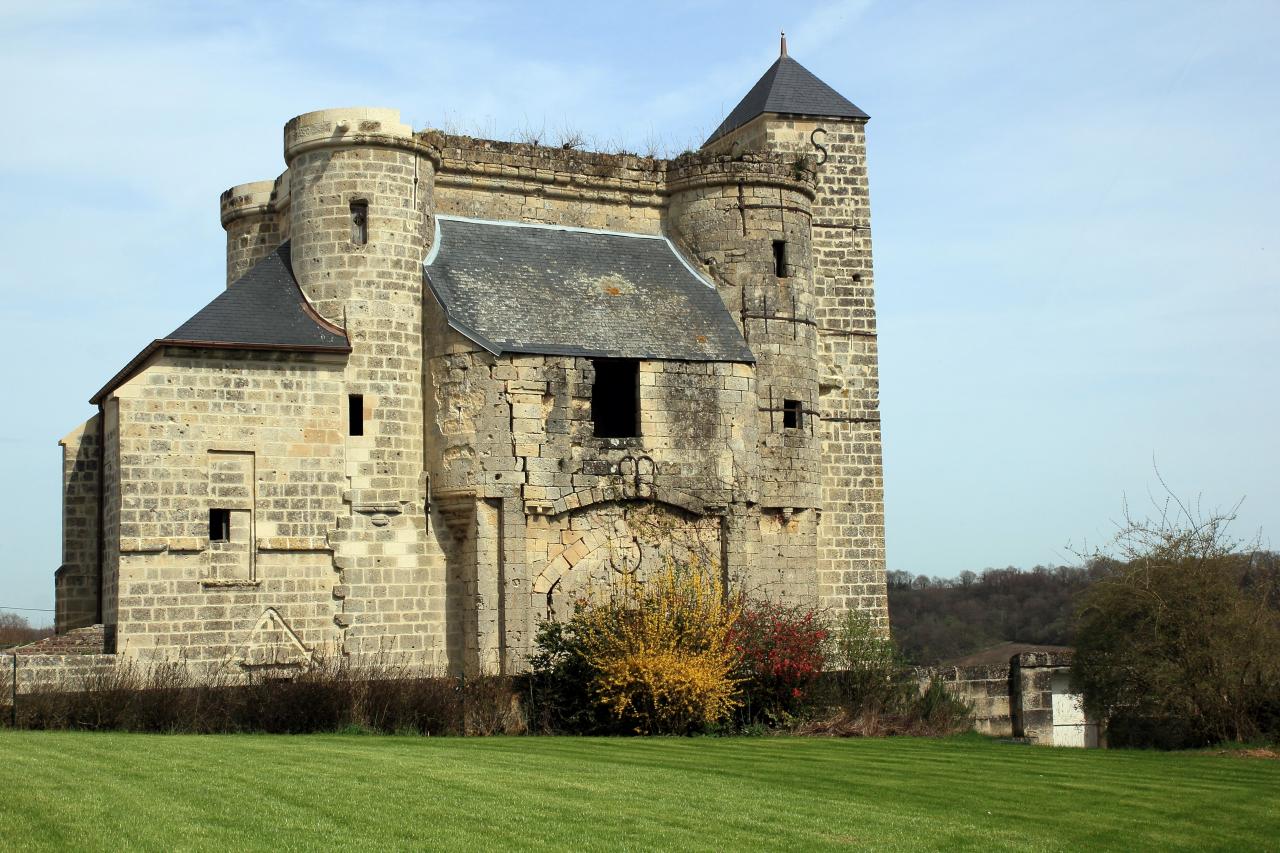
[1072,490,1280,747]
[802,612,970,737]
[515,119,545,147]
[555,126,586,150]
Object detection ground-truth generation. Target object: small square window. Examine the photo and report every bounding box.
[783,399,803,430]
[592,358,639,438]
[209,508,231,542]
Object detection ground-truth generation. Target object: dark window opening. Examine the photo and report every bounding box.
[348,394,364,437]
[592,358,639,438]
[773,239,788,278]
[209,508,231,542]
[350,200,368,245]
[783,399,803,430]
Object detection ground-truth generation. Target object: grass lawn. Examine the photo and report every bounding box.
[1,732,1277,851]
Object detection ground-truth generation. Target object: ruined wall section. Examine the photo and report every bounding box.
[427,133,665,234]
[422,320,761,670]
[712,115,887,629]
[285,108,445,660]
[100,348,346,662]
[55,415,101,632]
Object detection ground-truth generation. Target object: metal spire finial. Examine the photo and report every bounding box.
[780,31,788,57]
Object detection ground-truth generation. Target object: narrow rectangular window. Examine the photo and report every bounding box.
[348,393,364,437]
[592,358,639,438]
[773,239,788,278]
[350,200,368,245]
[783,399,803,430]
[209,508,231,542]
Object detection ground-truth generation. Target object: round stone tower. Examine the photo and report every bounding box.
[282,107,444,658]
[667,153,821,513]
[283,107,438,323]
[220,179,283,287]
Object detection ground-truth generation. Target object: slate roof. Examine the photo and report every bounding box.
[424,217,753,363]
[91,242,348,403]
[705,55,869,146]
[164,242,348,350]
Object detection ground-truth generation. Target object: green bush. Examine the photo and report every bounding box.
[802,611,971,737]
[1072,506,1280,748]
[526,616,618,734]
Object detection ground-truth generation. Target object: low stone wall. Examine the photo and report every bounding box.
[920,664,1014,736]
[919,649,1096,745]
[6,652,122,696]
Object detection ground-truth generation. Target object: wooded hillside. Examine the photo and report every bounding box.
[887,565,1108,665]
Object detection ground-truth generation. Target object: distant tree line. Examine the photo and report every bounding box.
[0,613,53,649]
[886,564,1113,665]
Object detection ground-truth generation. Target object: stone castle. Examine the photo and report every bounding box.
[52,42,886,673]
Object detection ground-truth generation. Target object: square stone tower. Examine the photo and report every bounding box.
[702,35,887,626]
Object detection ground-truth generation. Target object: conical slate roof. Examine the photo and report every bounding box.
[91,242,348,403]
[165,242,347,350]
[704,54,868,146]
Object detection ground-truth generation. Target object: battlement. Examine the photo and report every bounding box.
[283,107,439,165]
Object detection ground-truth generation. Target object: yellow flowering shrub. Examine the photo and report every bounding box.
[577,561,741,734]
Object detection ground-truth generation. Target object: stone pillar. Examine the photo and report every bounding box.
[55,415,101,632]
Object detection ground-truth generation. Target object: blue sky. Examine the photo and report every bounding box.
[1,0,1276,618]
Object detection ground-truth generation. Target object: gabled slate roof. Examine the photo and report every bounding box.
[91,242,348,403]
[424,217,753,363]
[705,55,869,146]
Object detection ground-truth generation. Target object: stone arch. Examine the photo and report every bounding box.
[548,483,706,518]
[528,499,723,620]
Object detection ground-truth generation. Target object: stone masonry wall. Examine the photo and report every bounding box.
[428,134,665,234]
[101,399,120,647]
[422,311,763,668]
[102,348,347,663]
[56,415,100,631]
[922,664,1015,737]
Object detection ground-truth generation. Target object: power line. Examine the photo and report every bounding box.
[0,606,55,613]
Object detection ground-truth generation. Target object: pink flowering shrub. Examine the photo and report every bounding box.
[730,599,829,723]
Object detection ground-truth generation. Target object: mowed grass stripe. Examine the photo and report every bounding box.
[1,732,1276,852]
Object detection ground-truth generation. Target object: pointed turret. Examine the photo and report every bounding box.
[704,37,868,147]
